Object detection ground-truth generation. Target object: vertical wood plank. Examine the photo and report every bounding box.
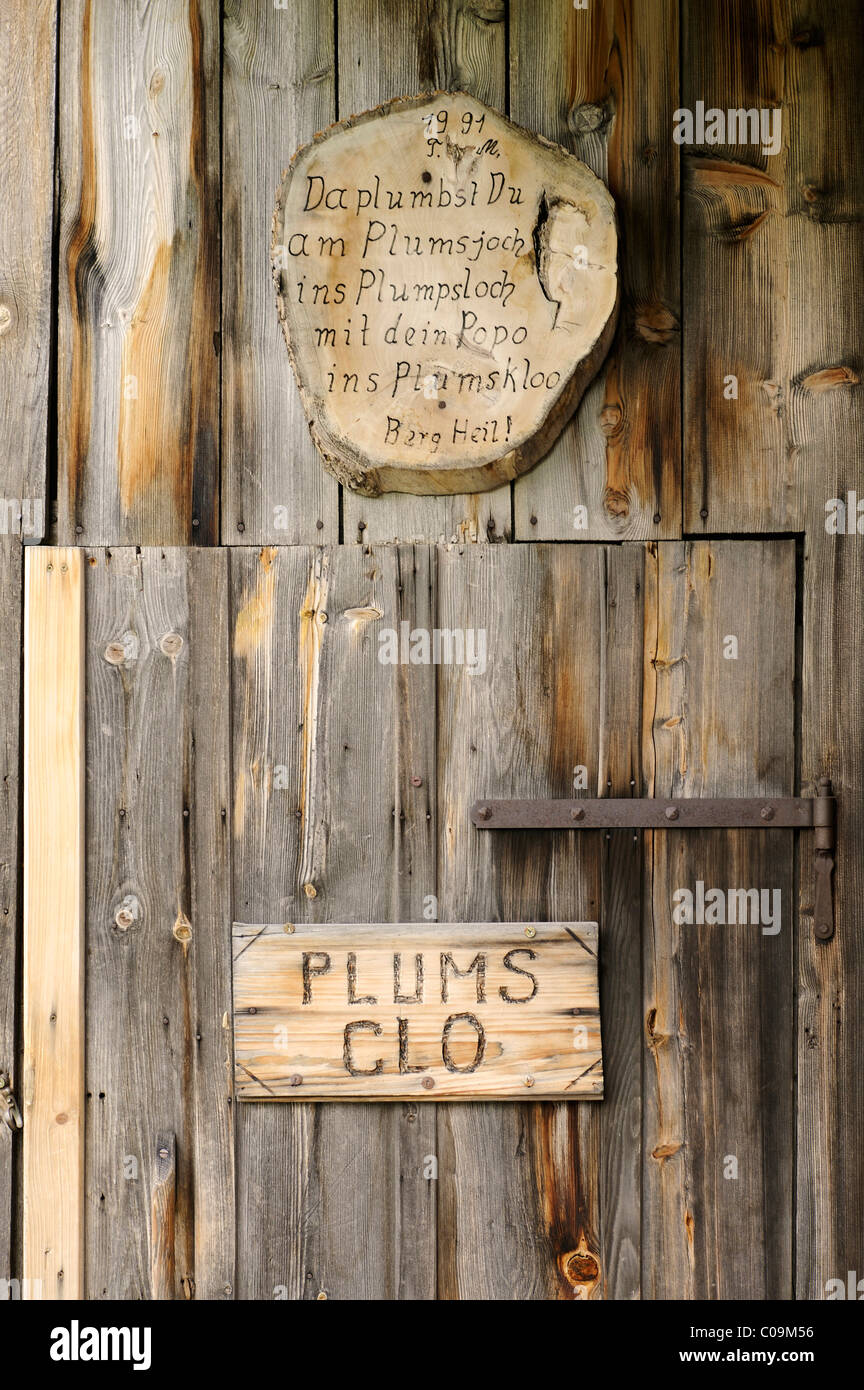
[84,549,233,1299]
[339,0,512,545]
[0,0,57,541]
[681,0,797,533]
[793,0,864,1300]
[0,541,23,1286]
[436,544,613,1299]
[57,0,221,546]
[511,0,681,542]
[642,540,796,1298]
[232,545,437,1298]
[222,0,339,545]
[23,547,85,1300]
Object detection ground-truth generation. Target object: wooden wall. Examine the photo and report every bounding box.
[1,0,862,1300]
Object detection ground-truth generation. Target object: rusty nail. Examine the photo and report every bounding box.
[524,1076,535,1087]
[421,1076,435,1090]
[411,775,422,787]
[570,806,585,820]
[283,923,295,933]
[290,1074,303,1087]
[524,925,536,939]
[248,1007,257,1015]
[665,805,679,821]
[46,563,53,572]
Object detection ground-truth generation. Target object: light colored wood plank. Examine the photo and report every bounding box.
[57,0,220,545]
[222,0,339,545]
[23,547,85,1300]
[340,0,512,543]
[512,0,681,541]
[232,545,437,1298]
[233,921,602,1099]
[642,540,795,1298]
[0,540,23,1283]
[0,0,56,541]
[84,548,233,1299]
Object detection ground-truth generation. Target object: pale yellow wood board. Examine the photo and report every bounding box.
[23,549,85,1299]
[234,921,602,1101]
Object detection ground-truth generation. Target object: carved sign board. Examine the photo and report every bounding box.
[233,922,602,1100]
[273,92,618,496]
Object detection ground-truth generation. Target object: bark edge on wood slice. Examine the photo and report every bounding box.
[273,92,619,497]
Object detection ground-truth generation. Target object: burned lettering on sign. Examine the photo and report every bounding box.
[232,922,603,1101]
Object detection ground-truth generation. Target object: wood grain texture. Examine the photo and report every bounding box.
[222,0,339,545]
[232,545,437,1298]
[339,0,512,542]
[0,541,22,1286]
[642,540,796,1298]
[436,544,611,1299]
[682,0,794,532]
[233,920,602,1099]
[272,91,618,498]
[57,0,220,546]
[793,0,864,1299]
[511,0,681,541]
[83,549,233,1299]
[23,548,85,1300]
[0,0,56,540]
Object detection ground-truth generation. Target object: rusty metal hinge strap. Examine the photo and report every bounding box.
[471,779,837,942]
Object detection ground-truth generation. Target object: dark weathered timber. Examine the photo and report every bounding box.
[0,541,22,1284]
[57,2,220,545]
[681,0,796,533]
[231,546,437,1299]
[436,544,610,1299]
[642,541,796,1299]
[0,1,56,541]
[339,0,512,544]
[793,0,864,1300]
[222,0,339,545]
[511,0,681,541]
[84,550,233,1299]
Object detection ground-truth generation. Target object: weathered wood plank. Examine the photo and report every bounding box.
[23,548,85,1300]
[232,545,437,1298]
[222,0,339,545]
[0,0,56,541]
[681,0,796,533]
[642,540,795,1298]
[0,541,22,1288]
[512,0,681,541]
[793,0,864,1299]
[339,0,512,543]
[597,544,644,1299]
[84,549,233,1299]
[436,544,612,1299]
[57,0,220,546]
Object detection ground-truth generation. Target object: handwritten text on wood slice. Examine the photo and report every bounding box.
[233,921,603,1100]
[273,93,618,496]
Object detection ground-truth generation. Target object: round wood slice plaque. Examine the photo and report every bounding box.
[273,92,619,497]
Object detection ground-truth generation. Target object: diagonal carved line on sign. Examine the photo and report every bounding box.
[565,1057,603,1091]
[236,1062,279,1098]
[232,924,269,963]
[564,925,596,957]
